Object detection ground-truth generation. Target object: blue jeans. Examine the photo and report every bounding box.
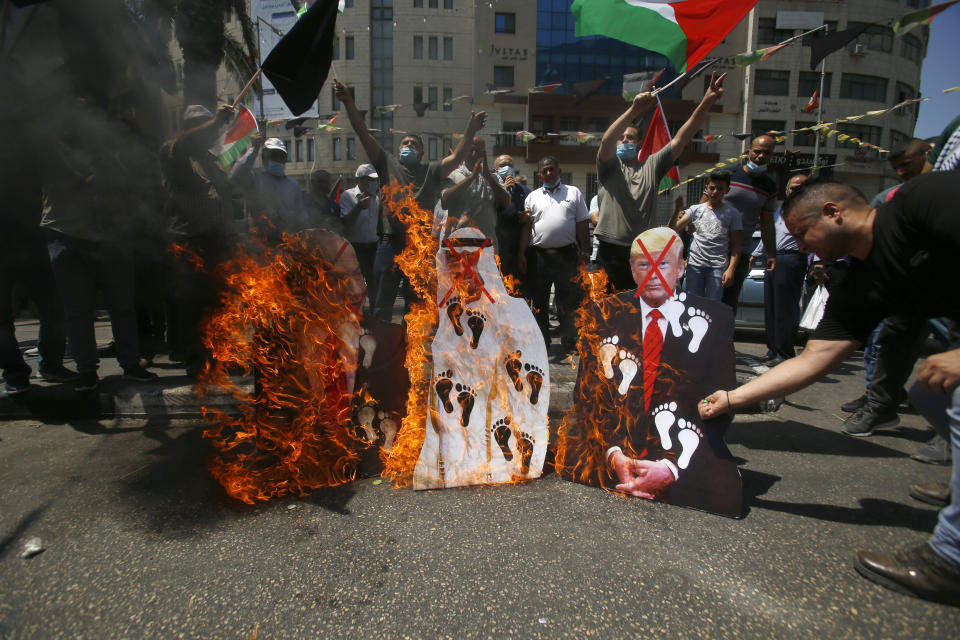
[47,232,140,373]
[685,265,724,301]
[373,234,412,323]
[930,385,960,566]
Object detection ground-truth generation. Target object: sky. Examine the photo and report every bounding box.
[915,8,960,138]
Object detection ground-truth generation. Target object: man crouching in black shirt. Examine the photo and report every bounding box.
[698,171,960,605]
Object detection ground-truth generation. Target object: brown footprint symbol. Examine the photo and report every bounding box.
[517,432,534,475]
[465,309,486,349]
[434,370,454,413]
[493,417,513,461]
[523,363,544,405]
[504,351,524,392]
[445,297,465,336]
[455,382,475,427]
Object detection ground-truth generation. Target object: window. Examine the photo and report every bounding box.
[332,85,354,110]
[755,69,790,96]
[503,121,523,132]
[347,137,356,160]
[429,0,437,7]
[757,18,792,45]
[847,23,893,54]
[345,36,355,60]
[285,139,292,155]
[344,0,353,6]
[840,73,888,102]
[428,36,438,60]
[428,87,438,110]
[307,138,315,162]
[836,123,882,148]
[901,34,923,64]
[895,82,918,117]
[558,116,579,131]
[802,21,838,46]
[751,120,786,140]
[494,65,514,87]
[444,0,452,8]
[414,0,422,7]
[413,36,423,59]
[495,12,516,34]
[443,37,453,60]
[443,87,452,112]
[586,172,599,202]
[429,138,438,161]
[413,86,423,105]
[295,139,303,162]
[333,138,342,161]
[798,71,832,98]
[792,121,818,148]
[587,117,608,131]
[531,115,553,133]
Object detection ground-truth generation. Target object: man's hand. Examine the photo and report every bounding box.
[917,349,960,394]
[704,71,727,103]
[629,91,656,115]
[215,104,235,124]
[809,263,828,284]
[356,192,371,209]
[466,110,488,135]
[765,256,776,272]
[518,209,532,226]
[698,390,731,419]
[721,266,735,288]
[503,175,516,189]
[250,131,264,148]
[611,451,674,499]
[333,79,353,105]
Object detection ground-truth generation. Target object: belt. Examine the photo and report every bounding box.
[533,244,577,254]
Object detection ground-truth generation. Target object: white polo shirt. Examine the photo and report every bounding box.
[524,183,589,249]
[339,185,380,244]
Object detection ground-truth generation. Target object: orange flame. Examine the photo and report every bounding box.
[197,231,368,504]
[168,242,205,271]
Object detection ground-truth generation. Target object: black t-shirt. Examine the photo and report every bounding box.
[813,171,960,343]
[373,149,444,236]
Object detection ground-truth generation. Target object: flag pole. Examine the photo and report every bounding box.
[811,25,829,176]
[233,68,263,110]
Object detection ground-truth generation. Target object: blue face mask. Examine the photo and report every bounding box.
[497,165,515,180]
[616,143,637,162]
[399,147,420,166]
[266,161,286,177]
[745,159,768,174]
[543,177,561,190]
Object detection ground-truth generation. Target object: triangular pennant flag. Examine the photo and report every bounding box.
[328,175,342,205]
[735,42,790,68]
[893,0,960,32]
[516,130,536,142]
[211,105,258,167]
[731,132,752,141]
[671,58,719,93]
[576,131,598,144]
[638,99,680,191]
[261,0,339,116]
[529,83,562,94]
[810,23,871,69]
[944,86,960,94]
[376,104,402,113]
[623,68,665,100]
[485,83,512,95]
[804,89,820,114]
[571,0,758,72]
[412,102,430,117]
[316,113,340,131]
[761,42,791,61]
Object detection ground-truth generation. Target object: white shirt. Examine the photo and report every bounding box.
[339,185,380,244]
[524,183,589,249]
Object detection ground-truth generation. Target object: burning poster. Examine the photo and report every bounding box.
[412,228,550,489]
[556,228,742,517]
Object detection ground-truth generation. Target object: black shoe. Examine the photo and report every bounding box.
[855,544,960,605]
[122,365,158,382]
[39,365,79,383]
[96,341,116,357]
[842,406,899,437]
[841,393,867,413]
[4,380,31,395]
[76,372,99,392]
[909,482,951,508]
[911,435,952,466]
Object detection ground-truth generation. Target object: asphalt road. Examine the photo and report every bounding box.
[1,340,957,639]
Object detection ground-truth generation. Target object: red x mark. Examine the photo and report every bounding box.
[633,235,677,299]
[438,238,494,307]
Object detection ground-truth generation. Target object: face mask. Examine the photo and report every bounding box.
[616,143,637,162]
[362,181,379,195]
[399,147,420,165]
[543,177,561,190]
[497,165,515,180]
[266,161,286,177]
[745,159,767,174]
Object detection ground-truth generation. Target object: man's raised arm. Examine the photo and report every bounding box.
[598,92,656,163]
[439,111,488,177]
[669,71,727,161]
[334,79,382,164]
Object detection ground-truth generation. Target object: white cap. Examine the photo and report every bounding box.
[355,163,379,179]
[264,137,287,154]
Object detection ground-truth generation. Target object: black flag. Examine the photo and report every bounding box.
[261,0,339,116]
[809,23,871,69]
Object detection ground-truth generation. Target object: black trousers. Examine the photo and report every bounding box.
[868,315,929,411]
[597,240,635,292]
[531,245,583,348]
[763,251,807,359]
[722,252,752,311]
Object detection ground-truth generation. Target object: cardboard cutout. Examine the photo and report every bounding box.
[557,228,742,517]
[414,228,549,489]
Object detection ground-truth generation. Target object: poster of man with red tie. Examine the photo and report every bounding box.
[556,227,742,518]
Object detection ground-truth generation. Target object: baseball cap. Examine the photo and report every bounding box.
[355,164,379,179]
[182,104,212,125]
[264,138,287,154]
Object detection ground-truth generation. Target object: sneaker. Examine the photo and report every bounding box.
[4,380,31,395]
[842,406,899,437]
[75,372,99,392]
[911,435,952,466]
[841,393,867,413]
[122,365,158,382]
[39,365,80,383]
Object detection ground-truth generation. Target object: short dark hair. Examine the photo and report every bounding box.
[888,137,931,163]
[782,178,867,220]
[402,134,425,153]
[538,155,559,170]
[708,170,731,187]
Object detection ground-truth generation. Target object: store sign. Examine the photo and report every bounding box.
[769,152,836,170]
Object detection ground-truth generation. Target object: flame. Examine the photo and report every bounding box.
[197,231,368,504]
[377,181,439,487]
[168,242,205,271]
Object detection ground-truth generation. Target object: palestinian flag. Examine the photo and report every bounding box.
[570,0,758,73]
[212,105,258,167]
[529,83,562,94]
[576,131,597,144]
[735,42,790,67]
[804,89,819,114]
[893,0,960,32]
[638,100,679,191]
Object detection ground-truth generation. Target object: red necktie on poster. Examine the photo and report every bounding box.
[643,309,663,411]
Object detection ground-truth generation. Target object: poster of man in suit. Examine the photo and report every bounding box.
[556,226,742,518]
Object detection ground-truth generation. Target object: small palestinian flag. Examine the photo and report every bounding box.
[704,134,719,144]
[516,130,536,142]
[638,100,680,192]
[529,83,562,94]
[893,0,959,32]
[212,105,258,167]
[804,90,819,114]
[317,113,340,131]
[576,131,597,144]
[735,42,790,67]
[376,104,402,113]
